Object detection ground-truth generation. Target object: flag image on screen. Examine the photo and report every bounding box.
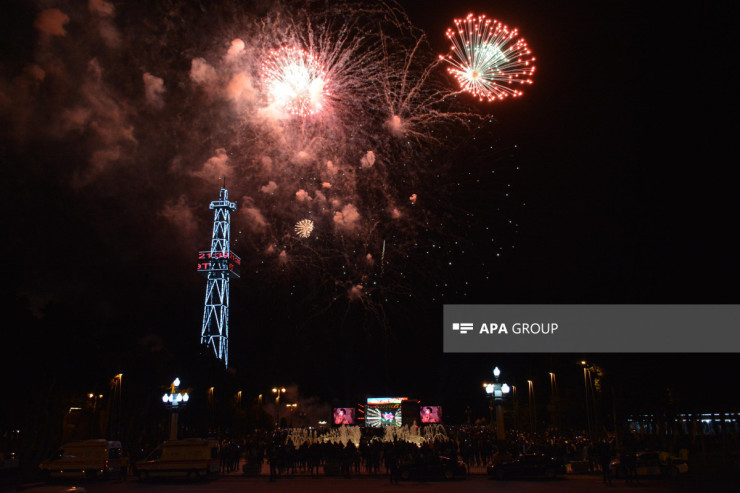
[420,405,442,423]
[333,407,356,425]
[365,397,406,427]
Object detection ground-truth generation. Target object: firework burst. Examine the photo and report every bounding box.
[442,13,535,102]
[294,218,315,238]
[375,15,478,150]
[262,46,330,117]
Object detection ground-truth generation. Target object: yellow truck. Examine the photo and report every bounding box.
[39,439,122,479]
[135,439,220,480]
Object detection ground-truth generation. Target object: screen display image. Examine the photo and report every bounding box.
[420,406,442,424]
[365,397,406,427]
[333,407,356,425]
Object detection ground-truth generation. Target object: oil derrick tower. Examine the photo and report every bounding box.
[197,186,240,367]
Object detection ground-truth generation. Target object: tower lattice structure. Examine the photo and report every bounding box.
[198,186,240,367]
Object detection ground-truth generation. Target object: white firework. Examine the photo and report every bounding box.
[262,46,330,117]
[294,219,315,238]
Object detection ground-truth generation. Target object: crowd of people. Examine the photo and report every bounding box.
[121,423,716,482]
[209,425,621,479]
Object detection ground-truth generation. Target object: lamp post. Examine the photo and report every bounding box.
[162,378,189,441]
[272,387,286,427]
[512,385,519,431]
[527,380,536,434]
[111,373,123,440]
[484,366,511,442]
[207,387,215,435]
[88,393,104,413]
[581,361,592,440]
[549,372,559,431]
[286,403,298,427]
[88,392,104,437]
[484,383,495,429]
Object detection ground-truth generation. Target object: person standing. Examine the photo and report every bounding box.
[388,451,400,484]
[597,441,612,485]
[118,450,129,482]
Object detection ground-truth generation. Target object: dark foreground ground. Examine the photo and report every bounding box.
[3,473,740,493]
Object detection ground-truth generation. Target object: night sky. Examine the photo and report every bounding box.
[1,0,737,428]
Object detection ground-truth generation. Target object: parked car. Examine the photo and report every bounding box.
[488,454,566,480]
[134,439,219,480]
[39,440,122,480]
[398,455,467,480]
[1,451,19,471]
[610,451,688,478]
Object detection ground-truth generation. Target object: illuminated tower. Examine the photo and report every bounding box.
[198,186,240,367]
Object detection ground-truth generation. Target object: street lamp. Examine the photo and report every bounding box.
[484,366,511,441]
[88,393,104,412]
[527,380,536,434]
[272,387,286,427]
[549,372,559,430]
[581,361,593,440]
[111,373,123,440]
[484,383,495,430]
[511,385,519,431]
[162,378,189,440]
[207,387,215,435]
[286,403,298,427]
[87,393,104,437]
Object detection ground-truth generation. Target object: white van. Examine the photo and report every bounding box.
[39,439,122,479]
[135,439,220,480]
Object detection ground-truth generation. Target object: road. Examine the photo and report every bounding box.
[6,474,738,493]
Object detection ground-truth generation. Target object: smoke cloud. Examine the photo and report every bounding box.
[226,38,246,60]
[160,195,199,239]
[143,73,165,109]
[260,181,278,194]
[190,58,217,86]
[226,73,256,103]
[34,9,70,37]
[295,189,311,202]
[88,0,121,47]
[360,150,376,169]
[333,204,360,230]
[193,148,231,180]
[88,0,115,17]
[243,206,268,232]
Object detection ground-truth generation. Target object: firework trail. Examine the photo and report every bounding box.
[442,13,535,102]
[374,6,477,149]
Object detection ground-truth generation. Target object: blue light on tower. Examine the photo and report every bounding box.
[198,186,240,367]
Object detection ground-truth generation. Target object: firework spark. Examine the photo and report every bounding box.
[294,219,315,238]
[442,13,535,102]
[195,4,500,306]
[262,46,330,117]
[7,0,509,314]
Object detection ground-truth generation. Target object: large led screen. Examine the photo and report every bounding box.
[420,405,442,423]
[333,407,356,425]
[365,397,406,427]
